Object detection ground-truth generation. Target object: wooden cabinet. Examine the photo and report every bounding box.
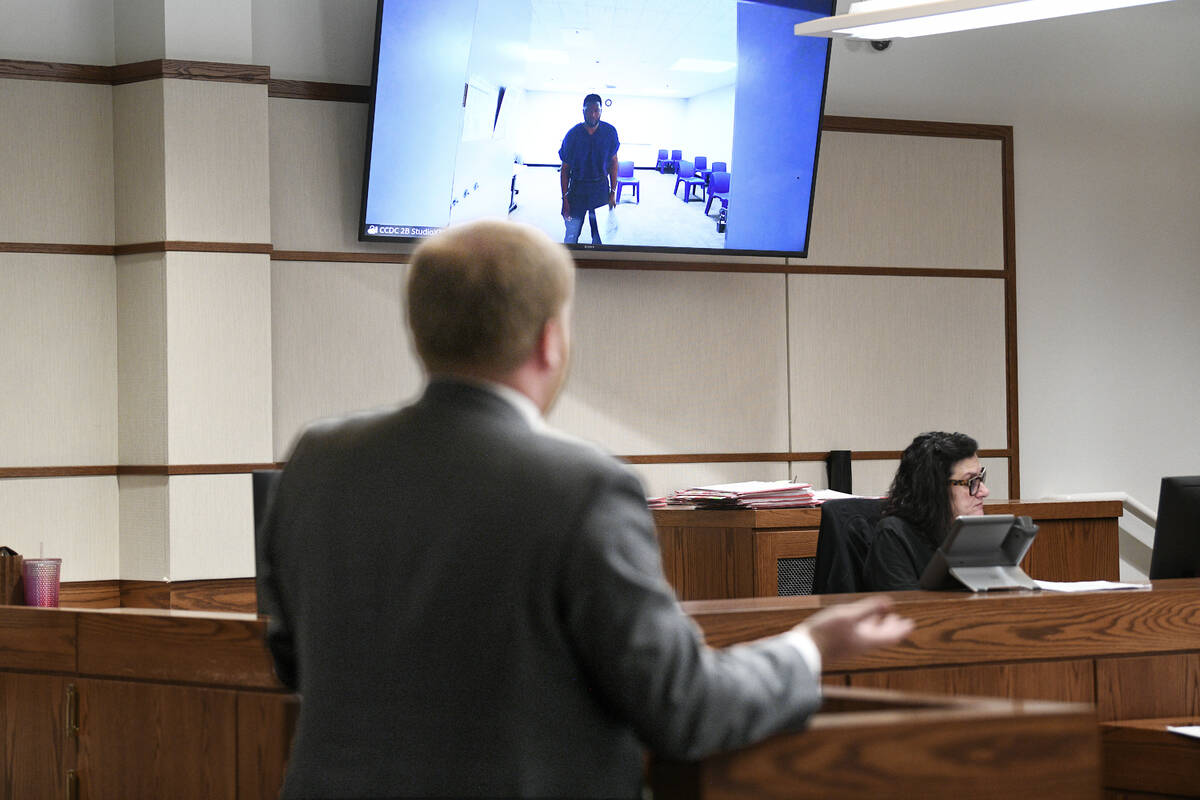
[0,607,296,798]
[1,671,70,799]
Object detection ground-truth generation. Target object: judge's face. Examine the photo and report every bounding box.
[948,455,989,518]
[583,101,602,129]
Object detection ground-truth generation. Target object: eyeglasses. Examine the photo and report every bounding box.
[948,466,987,496]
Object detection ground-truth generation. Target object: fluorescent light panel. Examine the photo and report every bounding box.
[794,0,1175,39]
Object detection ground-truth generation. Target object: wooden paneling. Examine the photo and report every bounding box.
[1101,718,1200,798]
[237,692,299,799]
[688,581,1200,671]
[76,611,280,689]
[0,606,76,672]
[848,659,1095,705]
[1095,653,1200,722]
[0,672,68,799]
[649,688,1099,800]
[118,577,257,613]
[653,499,1122,600]
[76,678,238,799]
[59,580,120,608]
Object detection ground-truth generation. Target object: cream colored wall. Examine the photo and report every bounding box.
[0,2,1019,583]
[807,133,1004,268]
[0,80,114,244]
[267,98,1011,502]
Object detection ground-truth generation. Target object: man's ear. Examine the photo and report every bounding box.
[538,316,565,371]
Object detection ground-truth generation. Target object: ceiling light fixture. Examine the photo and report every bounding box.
[793,0,1175,40]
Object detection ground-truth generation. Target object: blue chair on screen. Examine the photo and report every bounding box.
[702,161,727,197]
[693,156,707,176]
[705,171,730,215]
[669,149,682,173]
[674,160,706,202]
[676,160,700,201]
[615,160,639,203]
[655,149,670,172]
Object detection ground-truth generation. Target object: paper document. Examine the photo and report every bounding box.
[1167,725,1200,740]
[1032,579,1148,592]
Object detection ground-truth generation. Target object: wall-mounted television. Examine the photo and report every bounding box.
[359,0,835,258]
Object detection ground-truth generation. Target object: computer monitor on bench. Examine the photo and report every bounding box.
[1149,475,1200,580]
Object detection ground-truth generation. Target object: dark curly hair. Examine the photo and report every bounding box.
[883,431,979,548]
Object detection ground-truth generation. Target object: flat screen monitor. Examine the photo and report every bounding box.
[359,0,835,257]
[1149,475,1200,580]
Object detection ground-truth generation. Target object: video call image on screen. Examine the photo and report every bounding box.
[360,0,835,257]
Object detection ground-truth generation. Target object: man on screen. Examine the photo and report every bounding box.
[559,93,619,245]
[257,219,913,798]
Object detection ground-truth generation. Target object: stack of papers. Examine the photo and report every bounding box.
[666,480,818,509]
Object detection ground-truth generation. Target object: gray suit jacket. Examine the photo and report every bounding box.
[257,379,821,798]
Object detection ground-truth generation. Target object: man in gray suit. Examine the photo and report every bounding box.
[257,219,912,798]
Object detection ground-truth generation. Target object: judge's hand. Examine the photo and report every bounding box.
[608,191,617,209]
[798,596,914,662]
[561,198,570,219]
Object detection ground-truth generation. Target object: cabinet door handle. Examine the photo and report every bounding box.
[66,769,78,800]
[65,683,79,739]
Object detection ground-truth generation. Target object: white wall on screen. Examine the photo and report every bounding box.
[680,84,734,173]
[517,91,689,168]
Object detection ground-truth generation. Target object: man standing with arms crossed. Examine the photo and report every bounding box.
[560,93,619,245]
[257,219,913,798]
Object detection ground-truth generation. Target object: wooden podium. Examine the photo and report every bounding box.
[649,686,1100,800]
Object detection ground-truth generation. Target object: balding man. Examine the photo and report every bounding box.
[257,219,912,799]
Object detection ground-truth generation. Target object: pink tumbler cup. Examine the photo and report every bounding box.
[22,558,61,607]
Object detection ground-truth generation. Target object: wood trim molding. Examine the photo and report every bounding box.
[0,242,116,256]
[0,58,269,86]
[0,58,111,84]
[111,59,269,85]
[271,249,409,264]
[619,449,1011,465]
[56,577,257,614]
[4,453,1018,474]
[0,466,117,478]
[822,115,1014,141]
[117,463,280,476]
[0,464,282,478]
[268,79,370,103]
[114,241,273,255]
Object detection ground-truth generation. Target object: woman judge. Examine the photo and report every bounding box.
[861,431,990,591]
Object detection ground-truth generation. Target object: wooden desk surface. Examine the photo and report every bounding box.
[682,578,1200,723]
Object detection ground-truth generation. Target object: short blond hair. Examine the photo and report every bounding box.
[407,220,575,375]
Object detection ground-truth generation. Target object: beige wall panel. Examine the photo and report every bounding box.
[117,253,168,464]
[113,80,166,244]
[268,97,409,254]
[788,274,1007,452]
[807,132,1004,268]
[629,462,793,501]
[163,80,270,242]
[548,270,790,455]
[0,80,114,245]
[271,259,423,458]
[168,474,254,580]
[0,254,117,465]
[118,475,168,581]
[165,251,273,463]
[851,457,1010,501]
[0,477,119,582]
